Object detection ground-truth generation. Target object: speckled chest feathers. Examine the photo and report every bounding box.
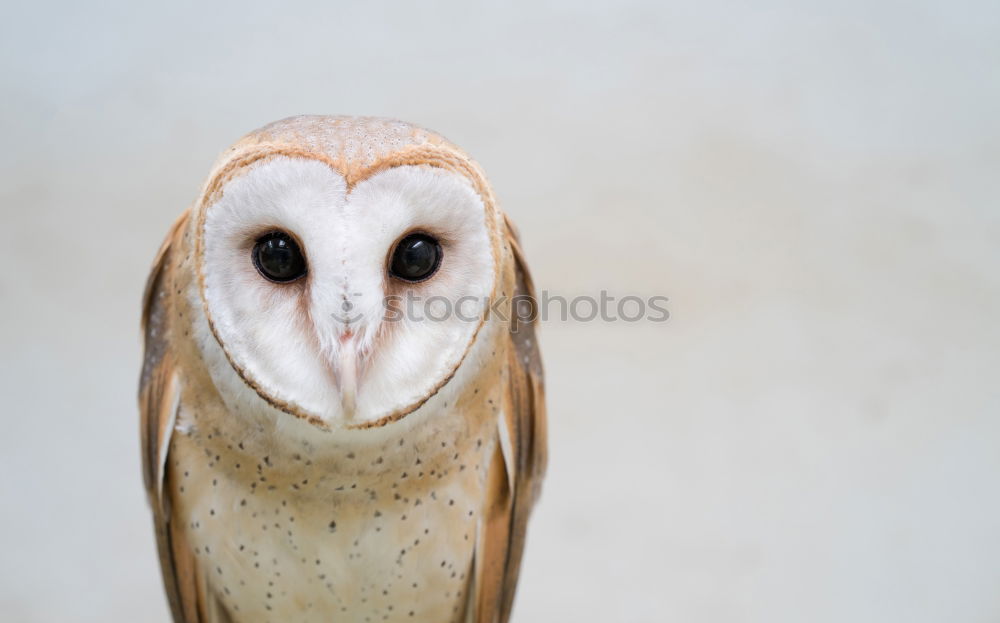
[170,348,504,623]
[140,116,546,623]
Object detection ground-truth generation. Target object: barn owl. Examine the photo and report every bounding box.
[139,116,546,623]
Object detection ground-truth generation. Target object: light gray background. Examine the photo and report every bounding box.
[2,1,999,621]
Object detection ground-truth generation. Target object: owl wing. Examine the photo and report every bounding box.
[140,211,225,623]
[472,217,548,623]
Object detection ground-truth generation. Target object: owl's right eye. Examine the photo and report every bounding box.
[252,231,307,283]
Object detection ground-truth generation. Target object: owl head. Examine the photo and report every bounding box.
[184,116,511,431]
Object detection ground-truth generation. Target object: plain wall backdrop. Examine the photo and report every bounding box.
[2,1,999,621]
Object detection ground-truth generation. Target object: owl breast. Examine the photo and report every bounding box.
[168,392,500,623]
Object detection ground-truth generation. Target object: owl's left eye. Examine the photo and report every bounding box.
[389,233,442,282]
[253,231,307,283]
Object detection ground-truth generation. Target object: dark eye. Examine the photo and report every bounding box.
[389,233,442,282]
[252,231,307,283]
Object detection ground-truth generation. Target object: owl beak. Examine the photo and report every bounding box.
[336,333,359,420]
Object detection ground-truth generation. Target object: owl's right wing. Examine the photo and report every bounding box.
[140,211,225,623]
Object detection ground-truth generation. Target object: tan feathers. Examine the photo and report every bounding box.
[139,116,546,622]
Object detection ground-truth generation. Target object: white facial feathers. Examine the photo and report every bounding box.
[199,156,495,428]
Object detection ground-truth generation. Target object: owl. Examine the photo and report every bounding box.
[139,116,546,623]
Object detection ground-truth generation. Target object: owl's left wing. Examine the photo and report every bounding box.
[471,217,548,623]
[140,211,224,623]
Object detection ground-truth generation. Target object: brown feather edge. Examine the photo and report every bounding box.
[140,211,210,623]
[474,444,514,623]
[473,218,548,623]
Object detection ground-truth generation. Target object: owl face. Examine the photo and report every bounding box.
[194,154,498,429]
